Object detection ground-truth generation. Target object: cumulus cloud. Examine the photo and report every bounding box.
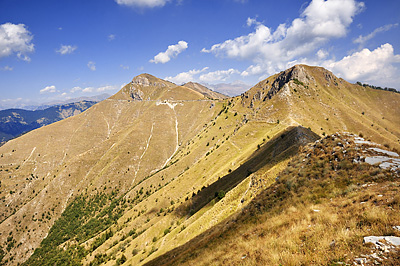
[108,34,116,41]
[326,43,400,85]
[97,85,118,92]
[202,0,364,76]
[199,69,240,83]
[82,87,94,93]
[150,41,188,64]
[317,49,329,59]
[56,45,77,55]
[87,61,96,71]
[0,22,34,61]
[165,67,208,84]
[115,0,170,8]
[1,66,13,71]
[246,17,259,27]
[353,24,398,47]
[73,85,118,94]
[40,85,57,94]
[70,86,82,93]
[166,67,241,84]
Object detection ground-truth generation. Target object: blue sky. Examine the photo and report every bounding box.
[0,0,399,108]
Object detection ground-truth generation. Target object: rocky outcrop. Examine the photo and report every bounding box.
[131,75,166,88]
[130,87,144,101]
[264,65,312,100]
[132,76,151,87]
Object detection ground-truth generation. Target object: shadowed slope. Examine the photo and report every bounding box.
[147,133,400,266]
[183,126,320,214]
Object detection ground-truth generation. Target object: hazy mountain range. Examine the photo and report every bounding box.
[0,101,98,145]
[0,94,110,111]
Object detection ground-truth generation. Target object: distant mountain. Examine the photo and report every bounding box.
[205,80,251,96]
[182,82,228,99]
[22,94,110,111]
[0,100,97,144]
[0,94,110,111]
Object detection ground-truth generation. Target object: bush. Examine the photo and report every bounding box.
[164,228,170,236]
[215,190,225,200]
[132,249,139,256]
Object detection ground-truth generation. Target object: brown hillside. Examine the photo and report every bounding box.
[0,65,399,266]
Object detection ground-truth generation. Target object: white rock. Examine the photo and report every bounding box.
[368,148,399,157]
[364,236,400,247]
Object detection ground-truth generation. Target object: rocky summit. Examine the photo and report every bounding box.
[0,65,399,266]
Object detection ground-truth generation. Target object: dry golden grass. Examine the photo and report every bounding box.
[148,134,400,266]
[1,66,400,266]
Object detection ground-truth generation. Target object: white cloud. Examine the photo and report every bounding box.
[115,0,170,8]
[199,69,240,83]
[1,66,13,71]
[202,0,364,76]
[82,87,94,93]
[87,61,96,71]
[165,67,208,84]
[40,85,57,94]
[246,17,259,27]
[120,64,129,70]
[97,85,118,92]
[241,64,264,77]
[108,34,116,41]
[0,23,34,61]
[166,67,241,84]
[326,43,400,86]
[77,85,118,94]
[70,86,82,93]
[56,45,77,55]
[150,41,188,64]
[353,23,398,47]
[317,49,329,59]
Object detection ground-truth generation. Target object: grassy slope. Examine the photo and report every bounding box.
[1,66,400,266]
[0,101,97,143]
[0,80,218,265]
[149,134,400,266]
[241,65,400,151]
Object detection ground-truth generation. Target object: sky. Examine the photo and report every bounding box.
[0,0,399,109]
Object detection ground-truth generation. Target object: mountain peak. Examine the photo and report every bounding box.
[131,73,173,88]
[241,64,342,107]
[110,74,212,101]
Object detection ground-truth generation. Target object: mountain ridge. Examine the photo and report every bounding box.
[0,64,399,266]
